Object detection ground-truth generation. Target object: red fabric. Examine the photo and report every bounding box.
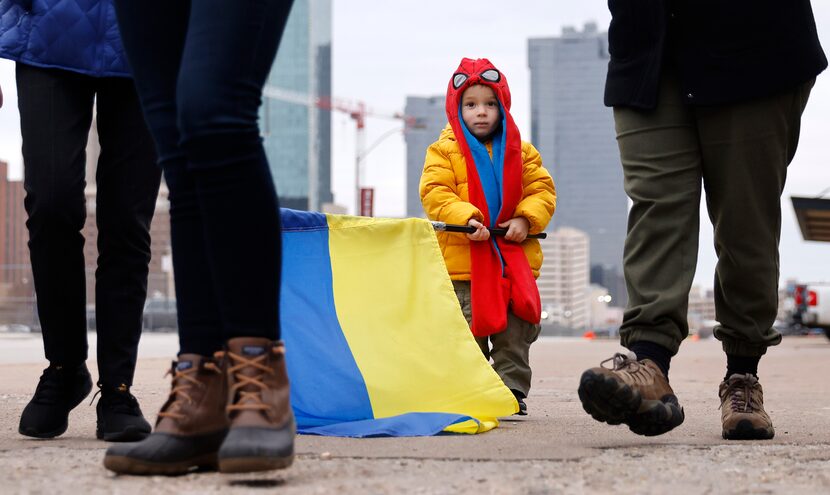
[445,58,541,337]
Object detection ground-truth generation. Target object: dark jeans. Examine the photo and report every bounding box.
[114,0,293,355]
[16,63,161,387]
[615,72,814,357]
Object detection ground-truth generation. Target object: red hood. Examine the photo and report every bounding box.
[445,57,512,124]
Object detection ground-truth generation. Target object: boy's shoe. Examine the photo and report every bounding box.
[103,355,229,475]
[578,352,684,436]
[217,337,295,474]
[19,363,93,438]
[511,389,527,416]
[719,373,775,440]
[95,383,152,442]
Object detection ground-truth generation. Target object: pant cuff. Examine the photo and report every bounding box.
[714,326,781,357]
[499,378,529,397]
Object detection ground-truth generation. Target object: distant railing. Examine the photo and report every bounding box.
[0,265,175,332]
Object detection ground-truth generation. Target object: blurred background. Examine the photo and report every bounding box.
[1,1,829,338]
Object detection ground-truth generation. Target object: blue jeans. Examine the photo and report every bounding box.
[114,0,294,355]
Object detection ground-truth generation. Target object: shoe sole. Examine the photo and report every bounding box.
[103,453,218,475]
[97,425,152,442]
[578,369,685,436]
[19,424,69,439]
[723,419,775,440]
[218,454,294,474]
[18,378,93,439]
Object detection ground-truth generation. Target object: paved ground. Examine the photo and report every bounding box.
[1,332,830,494]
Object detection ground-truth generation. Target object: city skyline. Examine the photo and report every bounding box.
[262,0,333,211]
[528,23,628,306]
[1,2,830,288]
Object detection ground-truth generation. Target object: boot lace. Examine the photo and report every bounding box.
[157,360,221,420]
[720,375,760,413]
[600,352,659,386]
[224,348,279,415]
[601,352,639,371]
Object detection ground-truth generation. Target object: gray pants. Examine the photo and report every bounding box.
[452,281,541,397]
[615,72,814,357]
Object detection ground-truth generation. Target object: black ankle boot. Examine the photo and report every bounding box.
[95,383,152,442]
[19,363,93,438]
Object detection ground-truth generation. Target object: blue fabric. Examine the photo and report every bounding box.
[459,102,506,227]
[0,0,131,77]
[280,209,376,430]
[300,413,479,438]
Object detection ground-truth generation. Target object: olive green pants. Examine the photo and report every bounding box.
[452,281,541,397]
[615,73,814,357]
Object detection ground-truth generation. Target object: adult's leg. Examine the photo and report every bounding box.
[577,72,697,437]
[17,64,94,366]
[105,0,296,475]
[697,80,814,358]
[94,77,161,388]
[113,0,224,356]
[176,0,294,473]
[16,64,95,438]
[694,82,811,441]
[617,73,703,357]
[175,0,293,341]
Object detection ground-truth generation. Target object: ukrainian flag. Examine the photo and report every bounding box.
[280,209,518,437]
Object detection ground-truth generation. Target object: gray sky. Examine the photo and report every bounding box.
[1,1,829,288]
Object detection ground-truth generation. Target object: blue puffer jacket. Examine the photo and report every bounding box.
[0,0,130,78]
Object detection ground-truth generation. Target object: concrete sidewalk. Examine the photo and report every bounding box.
[1,333,829,494]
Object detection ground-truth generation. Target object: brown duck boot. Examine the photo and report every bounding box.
[217,337,295,474]
[103,355,229,475]
[719,373,775,440]
[578,352,684,436]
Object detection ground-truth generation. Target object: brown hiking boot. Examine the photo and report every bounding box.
[578,352,684,436]
[216,337,295,473]
[103,355,229,475]
[719,373,775,440]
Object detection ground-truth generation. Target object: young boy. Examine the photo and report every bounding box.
[419,58,556,414]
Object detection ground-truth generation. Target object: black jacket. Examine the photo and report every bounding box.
[605,0,828,109]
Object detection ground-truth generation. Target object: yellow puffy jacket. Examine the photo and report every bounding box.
[419,125,556,280]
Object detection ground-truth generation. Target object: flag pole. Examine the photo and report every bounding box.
[431,222,547,239]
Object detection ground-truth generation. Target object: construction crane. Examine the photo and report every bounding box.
[262,85,422,215]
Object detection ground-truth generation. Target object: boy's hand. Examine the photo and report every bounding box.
[498,217,530,243]
[466,219,490,241]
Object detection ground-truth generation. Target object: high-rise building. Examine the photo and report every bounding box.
[404,95,447,218]
[537,227,590,330]
[528,22,628,306]
[261,0,332,211]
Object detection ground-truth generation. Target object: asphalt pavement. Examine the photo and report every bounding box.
[1,332,829,494]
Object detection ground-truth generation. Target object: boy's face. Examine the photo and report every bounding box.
[461,84,500,140]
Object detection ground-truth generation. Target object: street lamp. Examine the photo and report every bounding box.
[355,119,426,216]
[355,126,403,216]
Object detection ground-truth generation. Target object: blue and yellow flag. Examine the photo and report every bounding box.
[280,209,518,437]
